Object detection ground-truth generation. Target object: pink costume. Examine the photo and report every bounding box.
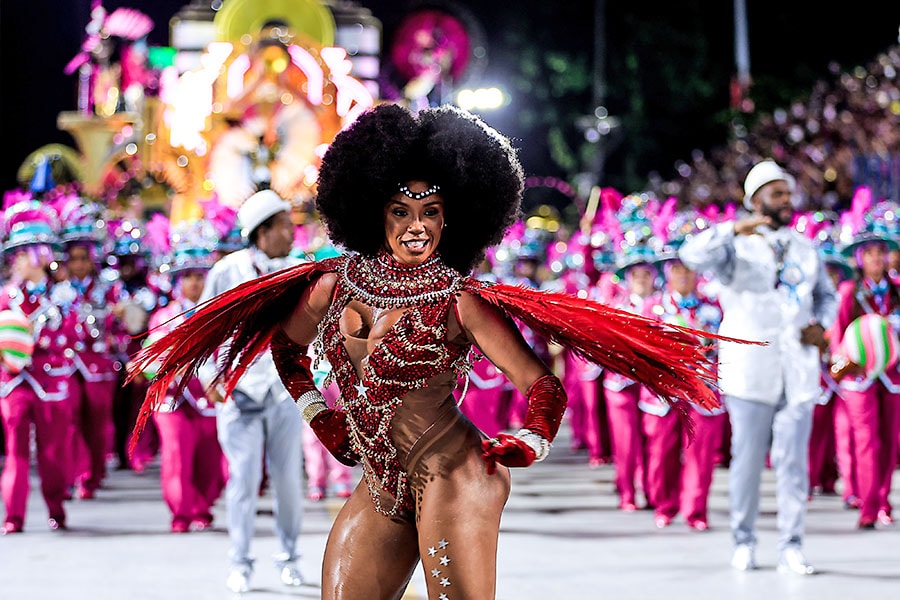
[148,299,226,531]
[0,279,79,532]
[69,274,122,497]
[458,267,513,439]
[111,275,163,471]
[459,355,511,439]
[500,269,552,430]
[604,287,658,510]
[832,277,900,526]
[557,271,608,464]
[808,369,840,496]
[642,288,725,529]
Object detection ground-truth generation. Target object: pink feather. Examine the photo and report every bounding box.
[652,196,678,243]
[199,196,238,238]
[3,189,33,210]
[103,7,153,40]
[722,203,737,222]
[144,213,171,255]
[849,186,873,235]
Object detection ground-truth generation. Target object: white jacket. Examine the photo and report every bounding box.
[678,222,836,405]
[197,247,301,407]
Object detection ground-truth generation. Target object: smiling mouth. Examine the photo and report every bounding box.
[402,239,429,251]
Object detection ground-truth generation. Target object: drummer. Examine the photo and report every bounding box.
[830,220,900,530]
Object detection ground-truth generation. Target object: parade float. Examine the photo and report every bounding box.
[15,0,376,246]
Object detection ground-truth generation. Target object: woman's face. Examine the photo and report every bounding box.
[384,181,445,266]
[860,242,887,280]
[179,270,206,303]
[626,264,656,297]
[66,244,95,280]
[666,260,696,296]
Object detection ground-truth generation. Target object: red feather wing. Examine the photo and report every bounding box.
[127,258,340,454]
[464,280,764,431]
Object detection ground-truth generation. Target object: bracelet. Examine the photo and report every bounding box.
[295,390,327,423]
[515,428,551,462]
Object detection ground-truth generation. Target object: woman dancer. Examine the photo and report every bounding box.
[131,104,746,599]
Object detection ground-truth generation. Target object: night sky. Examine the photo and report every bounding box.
[1,0,897,195]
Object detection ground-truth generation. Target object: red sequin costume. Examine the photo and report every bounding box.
[315,250,472,517]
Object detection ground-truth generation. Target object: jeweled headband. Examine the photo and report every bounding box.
[398,184,441,200]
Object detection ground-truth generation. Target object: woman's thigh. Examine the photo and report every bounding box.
[415,456,510,599]
[322,481,420,600]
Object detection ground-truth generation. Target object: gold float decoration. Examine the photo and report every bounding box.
[213,0,336,47]
[56,111,140,198]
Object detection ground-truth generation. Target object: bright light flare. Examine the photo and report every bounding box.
[456,87,506,111]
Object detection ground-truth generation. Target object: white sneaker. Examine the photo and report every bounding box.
[731,544,756,571]
[280,564,304,587]
[778,547,815,575]
[225,566,252,593]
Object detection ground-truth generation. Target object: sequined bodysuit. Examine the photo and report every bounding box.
[313,251,475,519]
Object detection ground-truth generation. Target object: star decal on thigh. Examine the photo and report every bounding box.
[439,556,450,566]
[439,577,451,587]
[438,539,449,549]
[431,569,441,577]
[439,595,449,600]
[428,546,437,556]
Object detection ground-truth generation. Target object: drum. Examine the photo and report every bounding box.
[0,310,35,374]
[837,313,899,378]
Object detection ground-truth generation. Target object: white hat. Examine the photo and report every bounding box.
[743,160,795,211]
[237,189,292,238]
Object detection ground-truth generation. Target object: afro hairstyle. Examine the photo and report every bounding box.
[315,103,524,274]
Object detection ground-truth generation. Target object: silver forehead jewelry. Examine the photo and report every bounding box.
[398,184,441,200]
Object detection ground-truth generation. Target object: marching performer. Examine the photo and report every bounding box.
[144,219,226,533]
[59,196,121,499]
[605,243,660,512]
[0,196,79,533]
[830,201,900,530]
[644,244,725,530]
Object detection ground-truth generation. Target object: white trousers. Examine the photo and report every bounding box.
[724,395,813,552]
[217,392,304,569]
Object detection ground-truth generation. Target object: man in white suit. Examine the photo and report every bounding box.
[678,160,836,575]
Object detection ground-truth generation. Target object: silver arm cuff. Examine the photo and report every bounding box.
[515,428,551,462]
[294,390,327,423]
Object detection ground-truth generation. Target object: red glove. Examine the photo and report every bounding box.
[310,409,359,467]
[271,328,359,466]
[270,328,317,398]
[480,374,566,473]
[521,374,567,440]
[481,434,537,474]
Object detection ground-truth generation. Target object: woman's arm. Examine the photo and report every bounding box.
[281,272,338,345]
[271,273,358,465]
[455,291,567,470]
[455,290,550,390]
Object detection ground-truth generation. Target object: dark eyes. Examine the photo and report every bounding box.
[390,209,441,218]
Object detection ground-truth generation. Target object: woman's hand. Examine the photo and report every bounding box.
[481,434,537,474]
[310,409,359,467]
[830,356,864,381]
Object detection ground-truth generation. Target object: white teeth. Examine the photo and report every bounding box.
[404,240,427,250]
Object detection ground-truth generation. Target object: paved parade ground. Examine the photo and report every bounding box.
[2,430,899,600]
